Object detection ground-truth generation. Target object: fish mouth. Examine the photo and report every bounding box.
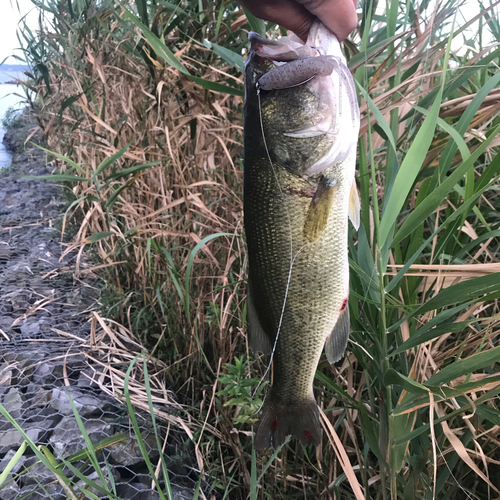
[247,24,360,175]
[248,31,317,62]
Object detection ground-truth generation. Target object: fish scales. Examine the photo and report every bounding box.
[244,22,360,448]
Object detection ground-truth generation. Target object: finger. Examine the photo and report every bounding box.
[238,0,315,42]
[297,0,358,40]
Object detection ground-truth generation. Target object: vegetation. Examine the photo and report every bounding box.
[3,0,500,498]
[1,106,23,130]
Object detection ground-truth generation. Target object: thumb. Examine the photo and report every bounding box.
[297,0,358,40]
[238,0,315,42]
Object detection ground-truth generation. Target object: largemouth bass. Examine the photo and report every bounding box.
[243,22,360,449]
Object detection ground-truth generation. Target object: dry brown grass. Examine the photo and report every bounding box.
[38,22,246,365]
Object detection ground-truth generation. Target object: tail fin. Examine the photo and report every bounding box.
[255,394,321,449]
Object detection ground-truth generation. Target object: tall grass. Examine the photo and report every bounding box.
[12,0,500,498]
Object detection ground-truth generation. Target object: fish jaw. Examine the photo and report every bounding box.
[247,22,360,177]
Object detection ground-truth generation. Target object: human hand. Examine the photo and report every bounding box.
[237,0,358,42]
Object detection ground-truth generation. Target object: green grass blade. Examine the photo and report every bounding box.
[436,70,500,179]
[124,357,167,500]
[203,39,244,72]
[94,142,132,178]
[123,12,243,96]
[67,395,112,499]
[0,441,27,486]
[257,435,291,483]
[393,124,500,246]
[413,105,471,161]
[85,232,114,243]
[107,161,158,180]
[356,81,398,158]
[418,272,500,316]
[184,232,232,320]
[32,144,86,174]
[243,8,266,35]
[427,346,500,385]
[393,386,500,443]
[378,87,442,247]
[391,321,472,355]
[142,358,174,500]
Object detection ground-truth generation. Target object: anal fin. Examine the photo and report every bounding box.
[325,307,351,363]
[247,280,272,354]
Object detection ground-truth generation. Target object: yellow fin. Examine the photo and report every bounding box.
[303,179,336,243]
[348,181,360,230]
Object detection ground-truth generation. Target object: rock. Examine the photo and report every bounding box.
[50,387,114,417]
[75,470,120,499]
[49,416,114,458]
[23,387,52,408]
[108,434,158,467]
[0,449,27,476]
[0,388,23,430]
[0,449,26,500]
[117,482,160,500]
[24,414,61,443]
[16,483,65,500]
[11,358,37,388]
[0,480,19,500]
[0,316,14,332]
[31,355,87,386]
[19,321,40,337]
[0,364,12,382]
[171,485,195,500]
[31,361,60,385]
[0,426,43,455]
[20,457,54,486]
[77,368,101,388]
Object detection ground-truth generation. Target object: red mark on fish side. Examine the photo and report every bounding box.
[271,418,278,432]
[340,298,348,312]
[304,430,313,440]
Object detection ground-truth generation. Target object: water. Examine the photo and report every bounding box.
[0,83,26,168]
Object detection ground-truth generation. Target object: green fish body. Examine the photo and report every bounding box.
[243,23,360,448]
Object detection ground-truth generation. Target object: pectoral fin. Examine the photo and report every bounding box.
[348,181,360,230]
[303,178,337,243]
[247,280,272,354]
[325,307,350,363]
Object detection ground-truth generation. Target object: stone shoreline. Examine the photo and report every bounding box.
[0,113,197,500]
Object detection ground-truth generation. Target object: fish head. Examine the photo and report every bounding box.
[244,22,360,177]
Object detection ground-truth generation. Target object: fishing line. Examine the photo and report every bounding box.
[251,84,301,403]
[252,243,309,403]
